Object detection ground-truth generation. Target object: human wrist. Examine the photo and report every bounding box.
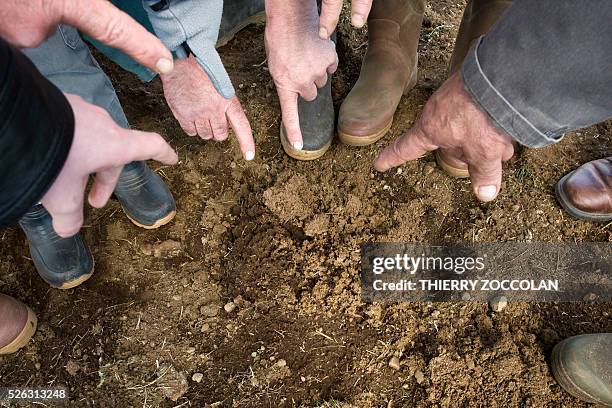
[265,0,319,33]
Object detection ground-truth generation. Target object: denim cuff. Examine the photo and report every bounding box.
[461,37,563,148]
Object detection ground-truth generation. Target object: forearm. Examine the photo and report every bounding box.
[461,0,612,148]
[0,38,74,227]
[142,0,235,98]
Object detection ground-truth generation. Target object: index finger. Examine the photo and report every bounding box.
[277,88,303,150]
[319,0,343,39]
[227,97,256,160]
[63,0,174,74]
[374,125,437,172]
[351,0,373,27]
[120,129,179,165]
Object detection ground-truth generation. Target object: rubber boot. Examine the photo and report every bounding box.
[435,0,512,178]
[280,35,336,161]
[338,0,424,147]
[552,333,612,406]
[19,204,94,289]
[0,294,37,355]
[114,161,176,229]
[217,0,266,48]
[555,157,612,222]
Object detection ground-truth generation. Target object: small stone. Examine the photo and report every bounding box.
[388,356,401,371]
[489,295,508,312]
[583,292,598,301]
[461,292,471,301]
[424,163,435,174]
[396,168,403,175]
[251,352,258,358]
[224,302,237,313]
[35,362,41,370]
[512,204,520,212]
[414,370,425,384]
[192,372,204,383]
[186,347,196,354]
[276,359,287,368]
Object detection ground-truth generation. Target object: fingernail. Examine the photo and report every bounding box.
[156,58,174,74]
[477,185,497,202]
[352,14,365,28]
[293,141,303,151]
[245,150,255,161]
[319,26,329,39]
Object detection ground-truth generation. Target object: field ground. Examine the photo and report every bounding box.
[1,1,611,406]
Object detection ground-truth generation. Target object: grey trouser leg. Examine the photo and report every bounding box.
[22,25,129,129]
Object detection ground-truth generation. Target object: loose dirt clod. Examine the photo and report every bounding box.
[490,295,508,312]
[66,360,80,376]
[414,370,426,385]
[388,356,401,371]
[224,302,237,313]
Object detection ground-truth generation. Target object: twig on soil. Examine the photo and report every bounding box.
[314,329,337,343]
[126,364,172,390]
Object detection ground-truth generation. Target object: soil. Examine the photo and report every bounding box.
[1,1,611,407]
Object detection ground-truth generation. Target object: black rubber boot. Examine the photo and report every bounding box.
[280,78,335,161]
[217,0,266,47]
[19,204,94,289]
[280,33,336,161]
[552,333,612,406]
[114,161,176,229]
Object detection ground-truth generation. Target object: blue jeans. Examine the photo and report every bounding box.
[22,25,129,130]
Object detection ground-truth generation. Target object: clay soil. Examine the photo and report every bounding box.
[1,1,611,407]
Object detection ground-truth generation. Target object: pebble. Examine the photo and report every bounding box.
[276,359,287,368]
[224,302,237,313]
[388,356,401,371]
[396,168,403,175]
[192,372,204,383]
[512,204,520,212]
[489,295,508,312]
[414,370,425,384]
[461,292,471,301]
[185,347,196,354]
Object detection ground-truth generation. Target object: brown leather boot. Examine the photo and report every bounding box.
[338,0,424,146]
[435,0,512,178]
[555,157,612,222]
[0,294,37,355]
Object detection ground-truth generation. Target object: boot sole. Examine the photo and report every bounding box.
[124,210,177,230]
[280,126,332,161]
[551,340,603,405]
[56,264,95,290]
[216,12,267,48]
[0,306,37,355]
[555,172,612,222]
[435,150,470,179]
[338,120,393,147]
